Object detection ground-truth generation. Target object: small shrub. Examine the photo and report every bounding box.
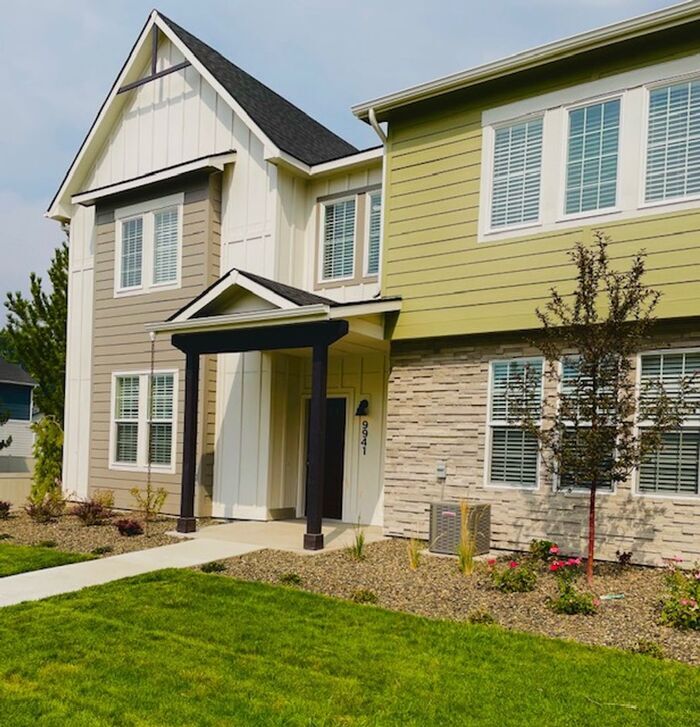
[200,561,226,574]
[407,538,422,570]
[529,539,558,562]
[30,416,63,502]
[616,550,633,567]
[351,588,378,605]
[37,540,57,549]
[0,501,11,519]
[468,609,496,625]
[91,545,113,556]
[279,572,303,586]
[490,560,537,593]
[348,527,366,561]
[457,500,477,575]
[71,491,114,526]
[548,558,597,615]
[659,560,700,630]
[0,533,12,541]
[25,490,66,523]
[115,518,144,537]
[632,640,665,659]
[130,483,168,523]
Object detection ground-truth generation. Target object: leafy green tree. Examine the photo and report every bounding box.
[510,233,696,584]
[1,242,68,498]
[2,242,68,423]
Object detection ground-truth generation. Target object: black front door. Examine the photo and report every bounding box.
[305,397,346,519]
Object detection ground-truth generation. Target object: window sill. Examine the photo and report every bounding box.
[485,481,539,491]
[114,281,180,298]
[109,462,175,475]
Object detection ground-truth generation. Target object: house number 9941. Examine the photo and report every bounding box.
[360,419,369,455]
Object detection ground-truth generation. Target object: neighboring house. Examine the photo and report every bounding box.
[0,356,35,465]
[49,5,700,563]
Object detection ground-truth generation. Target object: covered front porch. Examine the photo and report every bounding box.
[147,269,400,550]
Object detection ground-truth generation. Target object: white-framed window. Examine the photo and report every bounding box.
[366,191,382,276]
[321,198,356,281]
[115,194,183,295]
[490,117,543,229]
[637,350,700,496]
[644,79,700,204]
[556,356,614,492]
[486,358,543,488]
[110,370,177,472]
[564,98,620,215]
[477,56,700,242]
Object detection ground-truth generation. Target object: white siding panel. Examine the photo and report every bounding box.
[0,421,35,459]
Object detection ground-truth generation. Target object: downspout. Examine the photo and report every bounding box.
[368,108,387,144]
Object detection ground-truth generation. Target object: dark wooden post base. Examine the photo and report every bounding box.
[176,516,197,533]
[303,532,324,550]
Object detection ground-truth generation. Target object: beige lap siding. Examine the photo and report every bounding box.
[384,323,700,566]
[88,173,221,516]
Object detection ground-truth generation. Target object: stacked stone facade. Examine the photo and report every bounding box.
[384,326,700,566]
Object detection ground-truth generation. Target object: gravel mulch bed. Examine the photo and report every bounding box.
[0,511,182,557]
[215,539,699,665]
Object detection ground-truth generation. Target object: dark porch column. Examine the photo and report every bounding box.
[304,342,328,550]
[177,350,200,533]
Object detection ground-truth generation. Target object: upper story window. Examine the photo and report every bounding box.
[645,80,700,204]
[115,193,183,296]
[366,192,382,276]
[0,383,32,421]
[490,118,543,228]
[317,188,381,286]
[478,56,700,242]
[322,198,356,280]
[565,99,620,215]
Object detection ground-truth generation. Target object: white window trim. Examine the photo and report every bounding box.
[633,347,700,502]
[114,193,184,297]
[477,53,700,243]
[363,191,381,278]
[318,195,357,283]
[555,93,624,223]
[551,358,617,496]
[481,113,545,237]
[483,356,543,491]
[638,73,700,212]
[108,369,178,475]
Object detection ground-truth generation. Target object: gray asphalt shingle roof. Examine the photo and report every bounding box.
[0,356,35,386]
[159,13,359,166]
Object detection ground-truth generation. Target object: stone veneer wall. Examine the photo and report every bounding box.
[384,324,700,566]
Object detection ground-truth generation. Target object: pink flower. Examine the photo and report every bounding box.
[508,561,519,569]
[593,598,601,607]
[695,572,700,580]
[549,545,559,554]
[487,558,497,567]
[566,557,582,567]
[680,599,691,606]
[549,563,560,572]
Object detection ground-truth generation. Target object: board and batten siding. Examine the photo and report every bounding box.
[88,173,220,514]
[382,30,700,340]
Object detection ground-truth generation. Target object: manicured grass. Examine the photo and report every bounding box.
[0,571,697,726]
[0,543,92,577]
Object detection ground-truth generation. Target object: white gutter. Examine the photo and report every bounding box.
[268,146,383,178]
[352,0,700,119]
[368,108,387,144]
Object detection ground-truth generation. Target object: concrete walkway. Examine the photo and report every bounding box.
[0,537,259,608]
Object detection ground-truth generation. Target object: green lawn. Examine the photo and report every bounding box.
[0,543,92,577]
[0,571,697,726]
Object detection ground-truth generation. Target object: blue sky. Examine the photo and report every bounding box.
[0,0,678,317]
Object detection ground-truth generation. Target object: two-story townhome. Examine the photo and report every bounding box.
[51,4,700,562]
[353,1,700,564]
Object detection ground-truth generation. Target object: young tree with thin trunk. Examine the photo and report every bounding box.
[510,233,696,584]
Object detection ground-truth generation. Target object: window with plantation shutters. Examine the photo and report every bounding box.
[115,195,182,294]
[322,199,356,280]
[115,375,140,463]
[488,358,543,488]
[366,192,381,276]
[565,99,620,214]
[120,217,143,289]
[645,80,700,203]
[153,208,179,284]
[111,371,177,471]
[490,118,543,229]
[638,351,700,495]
